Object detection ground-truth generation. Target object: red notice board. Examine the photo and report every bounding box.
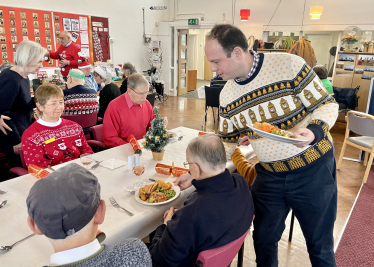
[0,6,56,67]
[90,16,110,63]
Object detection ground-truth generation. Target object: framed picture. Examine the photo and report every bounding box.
[9,19,16,27]
[63,18,71,31]
[2,60,8,63]
[35,37,40,43]
[0,35,6,42]
[21,20,27,27]
[44,14,49,21]
[9,10,15,18]
[20,11,26,19]
[1,43,6,51]
[2,52,8,59]
[56,38,61,44]
[10,27,16,35]
[55,23,60,30]
[34,29,40,36]
[33,13,38,20]
[0,9,3,17]
[0,18,4,26]
[22,28,28,35]
[45,21,50,29]
[47,44,52,51]
[11,36,17,43]
[46,36,51,43]
[55,30,60,36]
[22,36,28,41]
[48,59,53,66]
[33,21,39,28]
[0,27,4,34]
[45,29,50,36]
[12,44,17,51]
[54,15,59,22]
[71,18,79,32]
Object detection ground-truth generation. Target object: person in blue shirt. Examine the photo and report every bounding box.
[79,61,98,92]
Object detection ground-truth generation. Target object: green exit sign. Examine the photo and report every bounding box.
[188,18,200,25]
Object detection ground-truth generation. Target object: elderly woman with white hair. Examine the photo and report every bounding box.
[0,40,46,167]
[119,62,137,95]
[94,65,121,119]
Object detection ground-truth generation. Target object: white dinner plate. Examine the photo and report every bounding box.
[248,125,309,144]
[135,184,181,206]
[168,131,178,142]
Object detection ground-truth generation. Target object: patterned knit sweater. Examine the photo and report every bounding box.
[63,84,98,115]
[21,118,93,168]
[219,53,339,173]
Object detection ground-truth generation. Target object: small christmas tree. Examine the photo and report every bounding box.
[143,106,169,153]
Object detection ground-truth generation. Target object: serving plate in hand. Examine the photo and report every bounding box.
[248,125,309,144]
[135,184,180,206]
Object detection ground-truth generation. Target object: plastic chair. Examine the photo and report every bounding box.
[337,110,374,183]
[87,124,108,151]
[201,86,223,127]
[9,149,28,176]
[332,86,360,115]
[195,216,254,267]
[146,92,156,107]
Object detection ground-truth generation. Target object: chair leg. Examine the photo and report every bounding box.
[289,211,295,242]
[201,107,209,128]
[364,152,369,167]
[337,140,348,170]
[362,152,374,183]
[237,242,244,267]
[212,107,215,123]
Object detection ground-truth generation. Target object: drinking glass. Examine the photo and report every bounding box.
[80,153,93,169]
[132,165,145,188]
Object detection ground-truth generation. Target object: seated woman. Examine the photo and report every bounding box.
[21,84,93,168]
[119,62,137,95]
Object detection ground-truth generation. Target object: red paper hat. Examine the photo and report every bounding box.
[78,61,91,69]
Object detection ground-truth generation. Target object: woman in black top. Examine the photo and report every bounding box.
[94,66,120,119]
[0,40,46,167]
[119,62,137,94]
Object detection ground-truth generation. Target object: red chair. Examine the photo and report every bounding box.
[61,111,98,129]
[87,124,108,151]
[195,216,254,267]
[9,149,28,176]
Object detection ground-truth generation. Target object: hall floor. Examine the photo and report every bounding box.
[158,96,364,267]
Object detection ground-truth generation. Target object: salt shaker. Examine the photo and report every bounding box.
[128,155,134,170]
[134,154,140,166]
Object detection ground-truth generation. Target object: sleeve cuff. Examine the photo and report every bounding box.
[306,120,328,145]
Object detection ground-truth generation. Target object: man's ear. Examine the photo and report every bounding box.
[232,47,243,60]
[27,216,43,235]
[93,200,106,225]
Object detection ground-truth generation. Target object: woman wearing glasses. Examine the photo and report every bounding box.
[21,84,93,168]
[93,66,120,119]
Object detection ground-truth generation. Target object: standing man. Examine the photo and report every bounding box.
[49,31,85,81]
[205,24,339,266]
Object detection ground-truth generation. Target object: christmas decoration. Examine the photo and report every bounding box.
[143,106,169,153]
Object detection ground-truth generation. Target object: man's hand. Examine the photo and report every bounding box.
[239,136,250,146]
[60,59,69,66]
[0,115,12,135]
[13,143,22,154]
[164,206,178,225]
[173,173,193,190]
[163,117,168,127]
[293,128,315,148]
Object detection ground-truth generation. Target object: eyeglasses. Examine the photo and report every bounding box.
[130,88,148,96]
[46,102,64,108]
[183,161,202,173]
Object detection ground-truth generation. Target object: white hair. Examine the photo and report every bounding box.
[14,40,47,68]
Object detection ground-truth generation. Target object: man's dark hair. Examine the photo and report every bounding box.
[313,65,328,79]
[207,24,249,58]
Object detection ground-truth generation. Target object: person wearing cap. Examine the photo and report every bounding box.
[119,62,137,95]
[22,83,93,168]
[63,69,98,115]
[94,65,121,119]
[103,73,168,148]
[49,31,86,80]
[26,163,152,267]
[79,61,98,92]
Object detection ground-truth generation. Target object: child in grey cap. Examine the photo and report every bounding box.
[26,163,151,267]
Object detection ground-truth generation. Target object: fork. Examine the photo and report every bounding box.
[109,197,134,216]
[0,189,7,195]
[0,233,35,251]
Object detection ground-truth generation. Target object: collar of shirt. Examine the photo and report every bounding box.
[191,169,234,193]
[124,91,142,108]
[234,50,260,83]
[37,118,62,127]
[49,239,101,266]
[63,41,72,48]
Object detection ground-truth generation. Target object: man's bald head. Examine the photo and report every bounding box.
[59,31,71,46]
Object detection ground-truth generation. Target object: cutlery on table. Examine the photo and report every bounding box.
[109,197,134,216]
[0,233,35,252]
[125,188,135,194]
[89,160,103,170]
[0,200,7,209]
[0,189,7,194]
[149,178,156,182]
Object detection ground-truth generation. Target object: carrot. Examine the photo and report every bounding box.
[262,124,272,132]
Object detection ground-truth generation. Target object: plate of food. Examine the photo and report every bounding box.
[248,122,309,144]
[135,179,180,206]
[168,131,178,142]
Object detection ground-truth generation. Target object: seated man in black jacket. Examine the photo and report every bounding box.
[149,135,254,267]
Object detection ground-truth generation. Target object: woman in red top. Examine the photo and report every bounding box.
[22,83,93,168]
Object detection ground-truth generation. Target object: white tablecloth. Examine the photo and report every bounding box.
[0,127,254,266]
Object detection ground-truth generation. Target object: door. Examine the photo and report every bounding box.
[178,29,189,96]
[204,35,214,80]
[305,34,333,67]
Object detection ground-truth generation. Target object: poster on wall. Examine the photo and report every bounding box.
[71,18,79,32]
[70,31,79,42]
[91,16,110,62]
[63,18,71,31]
[79,16,87,30]
[81,44,90,58]
[358,55,374,66]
